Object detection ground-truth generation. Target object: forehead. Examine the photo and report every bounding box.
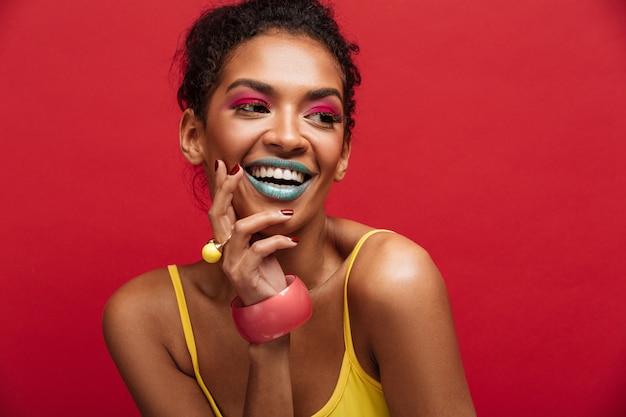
[218,31,344,96]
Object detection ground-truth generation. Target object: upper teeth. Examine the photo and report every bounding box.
[250,166,305,184]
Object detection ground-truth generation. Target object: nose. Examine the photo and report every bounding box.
[262,109,307,154]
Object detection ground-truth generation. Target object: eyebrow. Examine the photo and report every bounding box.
[226,79,274,95]
[226,79,343,103]
[306,88,343,103]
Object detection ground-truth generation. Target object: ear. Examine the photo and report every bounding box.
[180,109,206,165]
[334,138,351,182]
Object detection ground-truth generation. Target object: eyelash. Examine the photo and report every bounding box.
[306,110,343,128]
[232,100,271,113]
[231,100,343,128]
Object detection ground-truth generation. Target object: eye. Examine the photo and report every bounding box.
[232,100,270,114]
[306,108,343,129]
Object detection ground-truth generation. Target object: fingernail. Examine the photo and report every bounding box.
[229,164,240,175]
[289,236,300,243]
[214,160,219,171]
[280,209,294,216]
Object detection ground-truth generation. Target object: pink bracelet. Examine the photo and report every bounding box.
[230,275,313,344]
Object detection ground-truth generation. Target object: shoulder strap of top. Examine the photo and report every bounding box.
[343,230,393,387]
[167,265,222,416]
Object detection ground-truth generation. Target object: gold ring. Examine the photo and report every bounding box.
[201,235,231,263]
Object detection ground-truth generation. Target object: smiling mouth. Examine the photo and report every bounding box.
[244,158,314,201]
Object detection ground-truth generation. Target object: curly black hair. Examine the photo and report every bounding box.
[175,0,361,140]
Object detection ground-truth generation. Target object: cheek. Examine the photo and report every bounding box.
[300,122,345,162]
[311,136,345,167]
[208,120,259,157]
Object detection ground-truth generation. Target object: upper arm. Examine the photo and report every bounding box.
[351,234,476,417]
[102,273,215,417]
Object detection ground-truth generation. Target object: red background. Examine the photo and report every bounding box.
[1,0,625,415]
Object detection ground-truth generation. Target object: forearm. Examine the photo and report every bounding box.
[243,335,293,417]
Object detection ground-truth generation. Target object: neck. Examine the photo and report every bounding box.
[275,215,342,290]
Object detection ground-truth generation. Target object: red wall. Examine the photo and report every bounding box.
[1,0,625,415]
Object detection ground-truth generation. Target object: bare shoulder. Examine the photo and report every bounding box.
[102,267,222,415]
[348,231,476,415]
[329,218,446,303]
[349,231,446,302]
[102,266,181,361]
[103,267,174,331]
[347,231,454,360]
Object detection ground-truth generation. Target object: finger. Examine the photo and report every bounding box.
[209,161,243,242]
[210,160,241,214]
[226,209,295,254]
[224,237,298,302]
[241,235,299,267]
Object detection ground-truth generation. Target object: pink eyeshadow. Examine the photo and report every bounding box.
[309,103,341,116]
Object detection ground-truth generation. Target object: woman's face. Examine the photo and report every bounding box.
[196,31,350,231]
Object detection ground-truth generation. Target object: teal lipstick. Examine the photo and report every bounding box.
[244,158,313,201]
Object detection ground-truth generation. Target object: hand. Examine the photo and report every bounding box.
[209,160,298,305]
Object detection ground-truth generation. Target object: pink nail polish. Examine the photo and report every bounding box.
[229,164,240,175]
[281,209,294,216]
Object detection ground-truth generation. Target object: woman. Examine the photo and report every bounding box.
[103,0,476,415]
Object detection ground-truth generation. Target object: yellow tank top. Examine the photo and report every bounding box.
[168,229,391,416]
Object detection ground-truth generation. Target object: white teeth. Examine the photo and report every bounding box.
[250,166,305,184]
